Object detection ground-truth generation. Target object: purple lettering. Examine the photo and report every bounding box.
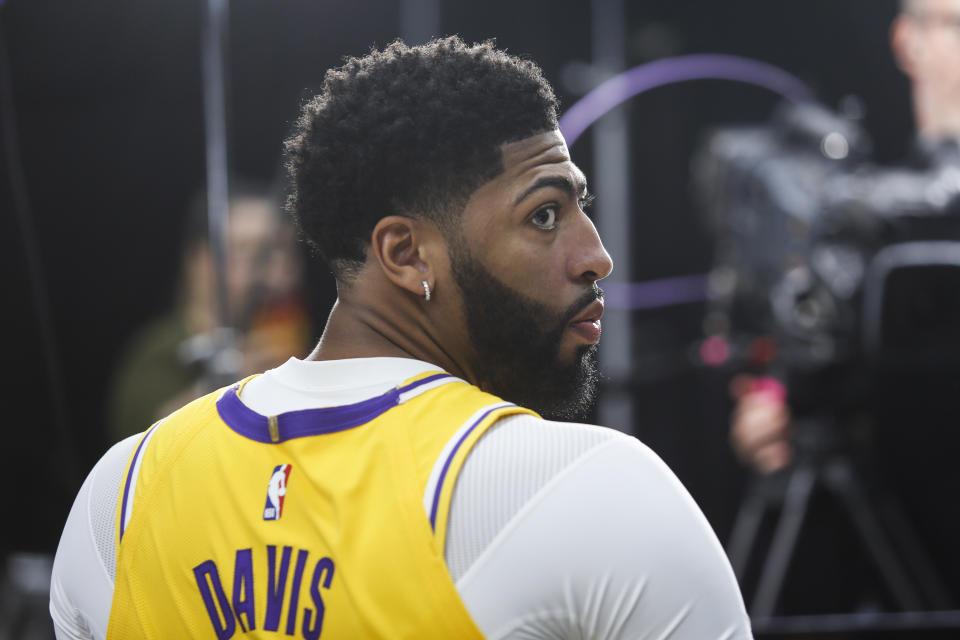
[302,557,335,640]
[285,549,309,636]
[232,548,256,632]
[264,545,293,631]
[193,560,236,640]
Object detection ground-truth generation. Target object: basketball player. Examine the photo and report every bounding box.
[51,37,751,639]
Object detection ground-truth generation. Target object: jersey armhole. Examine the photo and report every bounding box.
[421,402,536,555]
[113,419,164,554]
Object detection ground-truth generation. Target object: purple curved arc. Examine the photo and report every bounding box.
[559,54,816,146]
[603,274,710,311]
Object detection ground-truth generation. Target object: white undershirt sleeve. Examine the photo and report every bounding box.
[444,415,617,582]
[50,434,140,640]
[454,431,752,640]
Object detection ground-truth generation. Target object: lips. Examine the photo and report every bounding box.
[568,299,604,344]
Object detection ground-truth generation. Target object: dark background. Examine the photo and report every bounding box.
[2,0,920,612]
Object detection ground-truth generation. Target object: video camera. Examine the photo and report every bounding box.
[695,101,960,379]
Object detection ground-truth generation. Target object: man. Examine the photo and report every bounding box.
[727,0,960,612]
[51,37,751,639]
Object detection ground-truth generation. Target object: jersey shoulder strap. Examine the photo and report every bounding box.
[400,379,538,554]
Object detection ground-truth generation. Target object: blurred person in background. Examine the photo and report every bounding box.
[732,0,960,473]
[106,189,311,440]
[728,0,960,609]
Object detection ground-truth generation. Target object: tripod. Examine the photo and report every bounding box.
[726,415,954,617]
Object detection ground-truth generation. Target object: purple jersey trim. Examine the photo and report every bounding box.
[118,421,160,542]
[217,373,454,444]
[429,403,515,530]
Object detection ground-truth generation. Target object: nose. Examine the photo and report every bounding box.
[570,212,613,283]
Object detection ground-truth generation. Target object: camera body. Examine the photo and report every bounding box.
[696,101,960,383]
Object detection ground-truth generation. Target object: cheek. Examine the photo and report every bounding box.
[485,238,568,297]
[498,257,565,304]
[947,53,960,84]
[927,40,960,80]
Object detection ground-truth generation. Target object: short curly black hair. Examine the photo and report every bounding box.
[284,36,559,279]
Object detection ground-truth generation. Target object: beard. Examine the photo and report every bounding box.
[448,242,603,421]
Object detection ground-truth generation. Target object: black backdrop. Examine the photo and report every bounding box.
[1,0,910,559]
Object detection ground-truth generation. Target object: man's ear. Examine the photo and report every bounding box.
[891,14,920,77]
[370,216,439,298]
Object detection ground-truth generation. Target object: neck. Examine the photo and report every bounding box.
[307,285,479,385]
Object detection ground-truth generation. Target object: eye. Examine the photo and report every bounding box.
[531,206,558,230]
[579,193,596,210]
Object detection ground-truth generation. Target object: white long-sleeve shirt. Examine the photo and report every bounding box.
[50,357,752,639]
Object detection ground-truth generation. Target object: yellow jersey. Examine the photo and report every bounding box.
[107,370,535,639]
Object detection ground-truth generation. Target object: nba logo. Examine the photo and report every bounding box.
[263,464,292,520]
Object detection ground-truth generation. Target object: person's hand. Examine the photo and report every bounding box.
[729,375,793,474]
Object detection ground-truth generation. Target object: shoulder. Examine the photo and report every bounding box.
[51,433,143,639]
[476,412,623,459]
[453,414,624,522]
[473,414,705,527]
[478,417,728,575]
[465,412,663,495]
[453,415,751,639]
[112,313,190,369]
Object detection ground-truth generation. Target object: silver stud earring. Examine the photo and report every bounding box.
[422,280,431,301]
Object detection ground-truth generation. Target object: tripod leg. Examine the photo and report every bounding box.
[824,458,924,610]
[727,482,770,581]
[752,464,817,617]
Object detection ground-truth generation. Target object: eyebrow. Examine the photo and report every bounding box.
[513,175,588,207]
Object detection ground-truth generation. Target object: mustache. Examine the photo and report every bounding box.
[561,284,604,326]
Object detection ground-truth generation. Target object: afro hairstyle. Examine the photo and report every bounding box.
[284,36,559,280]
